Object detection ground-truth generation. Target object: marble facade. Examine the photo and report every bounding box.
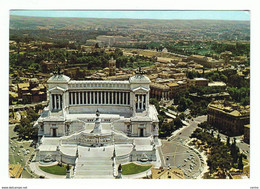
[36,72,159,139]
[34,72,160,178]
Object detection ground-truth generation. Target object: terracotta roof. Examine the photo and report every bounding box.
[18,83,29,88]
[9,164,23,178]
[31,87,40,91]
[190,55,205,59]
[167,82,179,87]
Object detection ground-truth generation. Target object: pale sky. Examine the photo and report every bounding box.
[10,10,250,21]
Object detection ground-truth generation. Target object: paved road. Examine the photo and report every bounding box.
[171,115,207,141]
[158,115,207,179]
[9,124,37,178]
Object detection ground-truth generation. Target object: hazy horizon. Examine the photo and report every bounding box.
[10,10,250,21]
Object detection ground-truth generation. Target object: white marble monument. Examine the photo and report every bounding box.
[34,70,160,178]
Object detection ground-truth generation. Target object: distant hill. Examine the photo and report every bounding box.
[10,15,250,31]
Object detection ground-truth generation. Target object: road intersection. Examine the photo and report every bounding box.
[158,115,207,178]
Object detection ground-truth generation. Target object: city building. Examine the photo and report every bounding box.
[207,100,250,136]
[208,81,227,89]
[95,35,132,47]
[40,61,56,73]
[188,78,209,87]
[150,83,170,100]
[17,78,47,103]
[63,67,86,80]
[34,70,160,178]
[187,55,221,67]
[187,55,209,64]
[9,164,23,178]
[243,124,250,144]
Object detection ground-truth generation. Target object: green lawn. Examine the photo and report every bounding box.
[122,163,152,175]
[39,165,69,175]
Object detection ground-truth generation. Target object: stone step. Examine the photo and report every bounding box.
[76,161,112,164]
[77,157,112,160]
[77,161,112,165]
[74,175,114,179]
[77,159,112,163]
[75,165,112,170]
[74,152,114,178]
[75,170,113,175]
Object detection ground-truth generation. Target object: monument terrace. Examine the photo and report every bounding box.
[33,70,161,178]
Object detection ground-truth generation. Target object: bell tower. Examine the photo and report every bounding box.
[109,57,116,76]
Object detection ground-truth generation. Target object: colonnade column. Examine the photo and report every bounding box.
[93,92,96,104]
[52,94,63,110]
[58,94,61,109]
[108,92,110,104]
[70,92,73,105]
[135,94,147,111]
[141,95,144,110]
[112,92,114,104]
[49,93,53,110]
[126,92,128,105]
[137,95,140,110]
[100,92,103,104]
[96,92,100,104]
[54,94,57,109]
[118,92,121,104]
[104,92,106,104]
[89,92,92,104]
[115,92,117,104]
[122,92,125,104]
[82,92,85,104]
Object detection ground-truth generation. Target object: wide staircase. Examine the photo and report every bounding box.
[73,146,114,179]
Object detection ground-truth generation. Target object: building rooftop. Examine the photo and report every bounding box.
[193,78,208,81]
[47,74,71,83]
[167,82,179,87]
[189,55,206,59]
[208,101,250,117]
[208,81,227,87]
[129,74,150,84]
[18,83,29,89]
[9,164,23,178]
